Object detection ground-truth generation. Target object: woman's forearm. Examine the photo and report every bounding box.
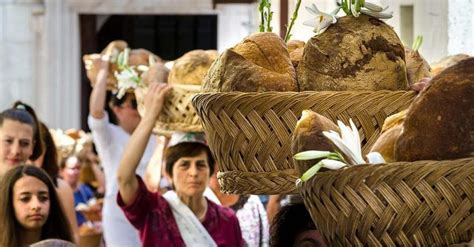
[117,115,156,205]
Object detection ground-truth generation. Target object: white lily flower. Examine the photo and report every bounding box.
[114,67,140,99]
[303,3,338,34]
[323,119,365,166]
[360,8,393,19]
[364,1,387,12]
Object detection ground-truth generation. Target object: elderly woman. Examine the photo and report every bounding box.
[117,83,243,247]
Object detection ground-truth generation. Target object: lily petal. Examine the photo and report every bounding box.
[294,150,332,160]
[321,159,347,170]
[361,8,393,19]
[366,152,386,164]
[364,1,384,12]
[322,131,360,166]
[330,6,342,16]
[349,119,364,162]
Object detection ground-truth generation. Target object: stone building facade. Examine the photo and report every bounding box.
[0,0,473,129]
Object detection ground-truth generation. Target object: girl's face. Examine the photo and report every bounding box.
[170,151,210,198]
[0,119,34,169]
[61,156,81,187]
[13,175,50,231]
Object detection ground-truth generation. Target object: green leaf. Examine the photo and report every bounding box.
[294,150,331,160]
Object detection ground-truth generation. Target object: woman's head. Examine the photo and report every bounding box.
[0,102,43,172]
[270,203,326,247]
[0,165,72,246]
[60,155,83,188]
[164,139,215,197]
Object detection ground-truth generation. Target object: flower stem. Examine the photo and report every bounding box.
[412,35,423,51]
[284,0,301,42]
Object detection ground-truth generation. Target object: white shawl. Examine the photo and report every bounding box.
[163,191,217,247]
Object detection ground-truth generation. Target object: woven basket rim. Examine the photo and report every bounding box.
[299,157,474,246]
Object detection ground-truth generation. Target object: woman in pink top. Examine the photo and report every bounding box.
[117,83,243,247]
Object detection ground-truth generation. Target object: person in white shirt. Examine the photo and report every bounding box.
[88,55,156,246]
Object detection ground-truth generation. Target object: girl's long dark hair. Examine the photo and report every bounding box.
[36,122,59,186]
[0,165,73,246]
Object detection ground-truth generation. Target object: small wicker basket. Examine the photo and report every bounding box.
[136,84,203,136]
[192,90,416,194]
[299,158,474,246]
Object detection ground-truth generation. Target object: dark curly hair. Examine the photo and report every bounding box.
[270,203,317,247]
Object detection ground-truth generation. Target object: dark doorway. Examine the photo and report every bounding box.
[79,14,218,130]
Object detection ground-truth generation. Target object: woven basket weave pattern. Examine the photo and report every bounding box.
[300,158,474,246]
[193,90,416,194]
[136,84,202,135]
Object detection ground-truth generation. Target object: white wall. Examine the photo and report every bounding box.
[448,0,474,56]
[0,0,43,117]
[0,0,472,129]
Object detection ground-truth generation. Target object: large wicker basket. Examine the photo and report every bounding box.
[136,84,202,136]
[299,158,474,246]
[192,90,416,194]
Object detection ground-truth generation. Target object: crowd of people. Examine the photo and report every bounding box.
[0,54,326,247]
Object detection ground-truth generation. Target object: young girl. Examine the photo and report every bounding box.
[0,165,73,246]
[0,102,79,241]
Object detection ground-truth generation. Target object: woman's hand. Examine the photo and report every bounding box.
[118,82,171,206]
[143,82,172,121]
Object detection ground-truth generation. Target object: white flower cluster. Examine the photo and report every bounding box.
[303,0,393,35]
[295,118,385,186]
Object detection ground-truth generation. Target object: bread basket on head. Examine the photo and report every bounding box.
[134,49,218,136]
[192,90,416,194]
[135,84,203,136]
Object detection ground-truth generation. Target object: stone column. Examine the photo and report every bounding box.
[42,0,81,129]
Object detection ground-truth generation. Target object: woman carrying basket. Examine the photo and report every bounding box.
[117,82,243,247]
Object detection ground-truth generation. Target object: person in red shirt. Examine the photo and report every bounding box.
[117,82,243,247]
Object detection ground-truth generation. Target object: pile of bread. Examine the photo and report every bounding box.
[198,15,473,171]
[83,40,218,89]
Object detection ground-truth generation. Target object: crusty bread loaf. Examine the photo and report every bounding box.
[203,32,298,92]
[431,54,471,76]
[395,57,474,161]
[287,40,305,54]
[369,110,408,162]
[290,47,304,69]
[168,49,217,85]
[141,62,169,85]
[298,15,408,91]
[370,124,402,163]
[292,110,338,175]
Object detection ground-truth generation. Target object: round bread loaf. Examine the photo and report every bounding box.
[395,57,474,161]
[168,49,217,85]
[298,15,408,91]
[203,32,298,92]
